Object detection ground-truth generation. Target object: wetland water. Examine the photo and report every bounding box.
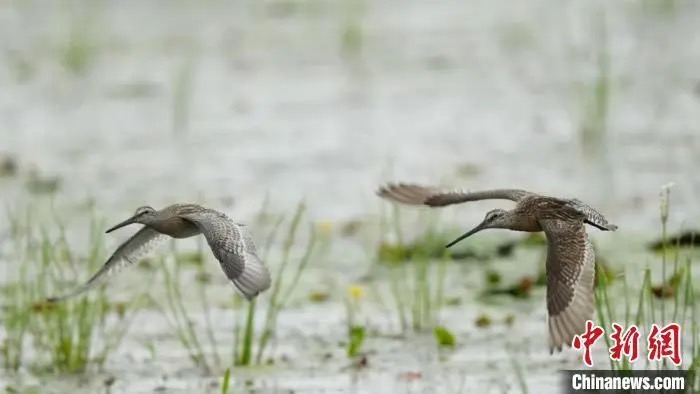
[1,1,699,393]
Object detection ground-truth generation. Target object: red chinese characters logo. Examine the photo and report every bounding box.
[647,323,682,366]
[572,320,605,367]
[609,323,640,362]
[571,321,682,367]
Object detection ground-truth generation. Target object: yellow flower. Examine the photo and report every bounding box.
[316,220,333,237]
[348,284,364,300]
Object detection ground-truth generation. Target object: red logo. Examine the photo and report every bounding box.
[572,320,605,367]
[647,323,682,366]
[609,323,640,362]
[571,321,682,367]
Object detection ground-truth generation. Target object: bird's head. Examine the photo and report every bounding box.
[106,206,157,233]
[445,208,513,248]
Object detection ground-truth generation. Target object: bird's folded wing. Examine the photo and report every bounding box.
[566,199,618,231]
[179,210,271,300]
[541,219,596,353]
[377,183,532,206]
[47,227,167,302]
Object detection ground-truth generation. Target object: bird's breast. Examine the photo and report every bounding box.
[152,217,201,238]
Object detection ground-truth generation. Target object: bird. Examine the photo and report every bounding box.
[46,204,272,303]
[376,182,617,353]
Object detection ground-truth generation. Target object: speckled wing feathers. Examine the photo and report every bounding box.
[179,210,271,300]
[376,183,533,207]
[46,227,167,302]
[566,199,618,231]
[541,219,596,353]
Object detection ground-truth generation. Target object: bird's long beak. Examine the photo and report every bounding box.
[105,215,139,233]
[445,221,487,248]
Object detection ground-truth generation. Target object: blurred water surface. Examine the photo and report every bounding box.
[1,0,699,393]
[0,0,698,229]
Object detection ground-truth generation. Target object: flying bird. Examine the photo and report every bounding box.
[376,183,617,353]
[47,204,271,302]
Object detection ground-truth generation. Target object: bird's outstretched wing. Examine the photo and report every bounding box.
[376,183,533,207]
[179,210,271,300]
[46,227,167,302]
[541,218,596,353]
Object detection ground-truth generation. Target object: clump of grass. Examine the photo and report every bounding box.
[595,184,698,389]
[252,201,320,365]
[346,325,366,358]
[345,284,366,358]
[379,205,449,332]
[159,241,216,371]
[59,30,98,76]
[1,207,136,373]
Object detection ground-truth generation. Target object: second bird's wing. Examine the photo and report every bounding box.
[376,183,533,207]
[179,210,271,300]
[541,218,596,353]
[46,227,167,302]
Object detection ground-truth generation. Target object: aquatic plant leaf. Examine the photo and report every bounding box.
[434,325,456,348]
[347,325,366,357]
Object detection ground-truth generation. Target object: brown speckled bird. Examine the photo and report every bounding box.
[47,204,271,302]
[376,183,617,353]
